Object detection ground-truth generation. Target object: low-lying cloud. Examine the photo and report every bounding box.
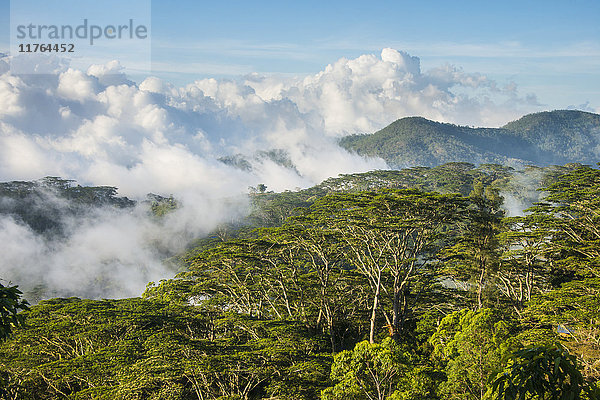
[0,188,250,301]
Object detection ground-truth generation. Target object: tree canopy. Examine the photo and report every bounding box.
[1,162,599,399]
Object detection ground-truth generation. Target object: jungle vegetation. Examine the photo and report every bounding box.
[1,162,600,399]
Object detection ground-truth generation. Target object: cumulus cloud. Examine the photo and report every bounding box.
[0,48,544,299]
[57,68,99,101]
[240,48,538,132]
[0,48,540,194]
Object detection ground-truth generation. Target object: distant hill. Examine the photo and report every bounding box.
[0,177,135,235]
[339,110,600,167]
[502,110,600,163]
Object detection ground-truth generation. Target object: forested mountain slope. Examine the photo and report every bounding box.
[340,110,600,167]
[502,110,600,162]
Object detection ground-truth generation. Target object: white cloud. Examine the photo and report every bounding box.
[57,68,98,102]
[0,75,25,117]
[0,123,63,180]
[0,197,250,300]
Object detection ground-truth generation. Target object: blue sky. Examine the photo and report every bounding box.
[1,0,599,110]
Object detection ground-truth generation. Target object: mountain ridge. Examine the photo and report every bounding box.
[339,110,600,168]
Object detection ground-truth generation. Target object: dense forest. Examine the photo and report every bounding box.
[1,162,599,399]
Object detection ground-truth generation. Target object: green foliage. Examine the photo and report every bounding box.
[517,164,600,381]
[0,177,135,234]
[496,213,555,311]
[147,193,179,217]
[535,165,600,277]
[246,189,319,227]
[322,337,444,400]
[2,159,599,399]
[0,282,28,341]
[177,188,471,348]
[316,163,494,196]
[429,308,519,400]
[0,298,331,399]
[441,183,504,309]
[488,346,585,400]
[322,338,409,400]
[524,277,600,379]
[339,117,537,168]
[502,110,600,162]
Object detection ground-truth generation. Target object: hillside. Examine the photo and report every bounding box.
[502,110,600,163]
[339,110,600,167]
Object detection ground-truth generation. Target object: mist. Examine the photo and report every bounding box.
[500,167,554,217]
[0,185,251,302]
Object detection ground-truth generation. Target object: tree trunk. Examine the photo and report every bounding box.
[391,285,400,340]
[477,260,486,310]
[369,282,381,343]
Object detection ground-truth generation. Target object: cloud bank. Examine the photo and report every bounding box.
[0,190,249,301]
[0,48,540,193]
[0,48,542,299]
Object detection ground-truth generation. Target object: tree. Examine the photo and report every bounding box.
[524,278,600,380]
[0,282,28,342]
[322,337,409,400]
[442,182,504,310]
[312,190,465,342]
[269,218,367,352]
[496,213,553,313]
[532,165,600,278]
[429,308,518,400]
[518,165,600,379]
[0,298,332,399]
[488,346,586,400]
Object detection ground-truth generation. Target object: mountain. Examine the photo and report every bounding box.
[502,110,600,163]
[339,110,600,168]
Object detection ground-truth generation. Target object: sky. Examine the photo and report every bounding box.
[0,0,599,110]
[0,0,599,298]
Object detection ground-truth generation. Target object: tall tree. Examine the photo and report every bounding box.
[321,337,409,400]
[270,216,367,352]
[516,165,600,381]
[442,182,504,309]
[429,308,517,400]
[534,165,600,278]
[496,214,553,313]
[311,190,464,342]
